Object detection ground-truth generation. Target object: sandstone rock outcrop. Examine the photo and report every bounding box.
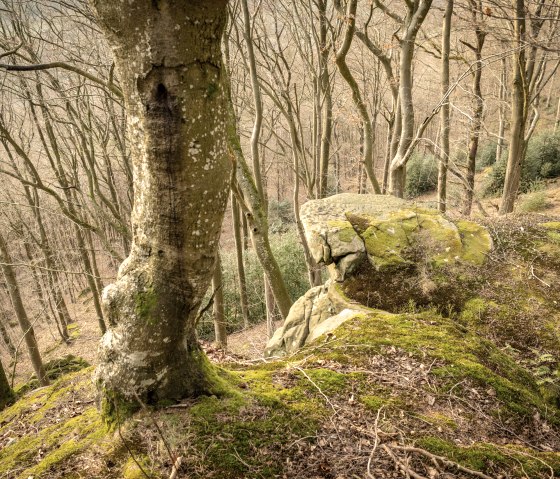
[265,194,493,357]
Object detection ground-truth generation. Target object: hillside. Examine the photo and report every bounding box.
[1,200,560,479]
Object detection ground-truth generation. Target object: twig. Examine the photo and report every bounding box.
[530,264,550,287]
[114,399,151,479]
[366,406,384,479]
[133,392,176,465]
[391,445,494,479]
[168,456,182,479]
[294,366,338,414]
[382,444,428,479]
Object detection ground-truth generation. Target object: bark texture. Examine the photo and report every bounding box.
[437,0,453,213]
[91,0,230,406]
[0,356,13,411]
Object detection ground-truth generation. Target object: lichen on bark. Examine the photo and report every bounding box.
[89,0,231,413]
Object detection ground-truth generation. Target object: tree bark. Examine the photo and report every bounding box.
[212,252,227,349]
[0,233,49,386]
[438,0,453,213]
[231,194,250,329]
[463,2,486,217]
[318,0,333,199]
[496,56,507,161]
[91,0,231,408]
[334,0,381,194]
[0,356,14,410]
[388,0,433,197]
[500,0,527,214]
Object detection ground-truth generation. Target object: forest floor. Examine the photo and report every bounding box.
[1,181,560,478]
[4,177,560,388]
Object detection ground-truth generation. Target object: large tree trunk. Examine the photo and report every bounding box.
[91,0,230,409]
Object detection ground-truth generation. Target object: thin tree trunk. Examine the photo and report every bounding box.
[335,0,381,194]
[496,57,507,160]
[264,278,276,339]
[318,0,332,198]
[0,232,49,386]
[231,194,250,329]
[212,252,227,349]
[500,0,527,214]
[389,0,433,197]
[463,4,486,217]
[0,316,16,358]
[438,0,453,213]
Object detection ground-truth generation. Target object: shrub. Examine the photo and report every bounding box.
[518,182,549,212]
[476,141,498,172]
[268,199,295,234]
[197,228,310,340]
[483,130,560,196]
[405,153,438,198]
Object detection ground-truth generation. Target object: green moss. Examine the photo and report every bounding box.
[417,436,560,477]
[326,220,357,243]
[123,455,154,479]
[162,364,324,477]
[19,408,106,478]
[303,310,558,424]
[456,220,493,264]
[346,210,491,271]
[541,221,560,231]
[415,412,458,429]
[360,394,397,411]
[302,368,348,395]
[0,370,107,479]
[135,287,158,325]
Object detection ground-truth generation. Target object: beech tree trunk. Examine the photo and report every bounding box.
[437,0,453,213]
[212,252,227,349]
[463,4,486,217]
[500,0,527,214]
[231,194,250,329]
[388,0,433,197]
[91,0,230,408]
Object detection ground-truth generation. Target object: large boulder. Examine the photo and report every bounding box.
[265,194,493,357]
[301,193,492,281]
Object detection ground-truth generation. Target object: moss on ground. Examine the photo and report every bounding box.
[300,310,558,424]
[0,367,106,479]
[1,215,558,478]
[417,436,560,477]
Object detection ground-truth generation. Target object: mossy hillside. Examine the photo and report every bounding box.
[298,310,559,424]
[0,367,107,479]
[1,311,558,478]
[16,354,91,396]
